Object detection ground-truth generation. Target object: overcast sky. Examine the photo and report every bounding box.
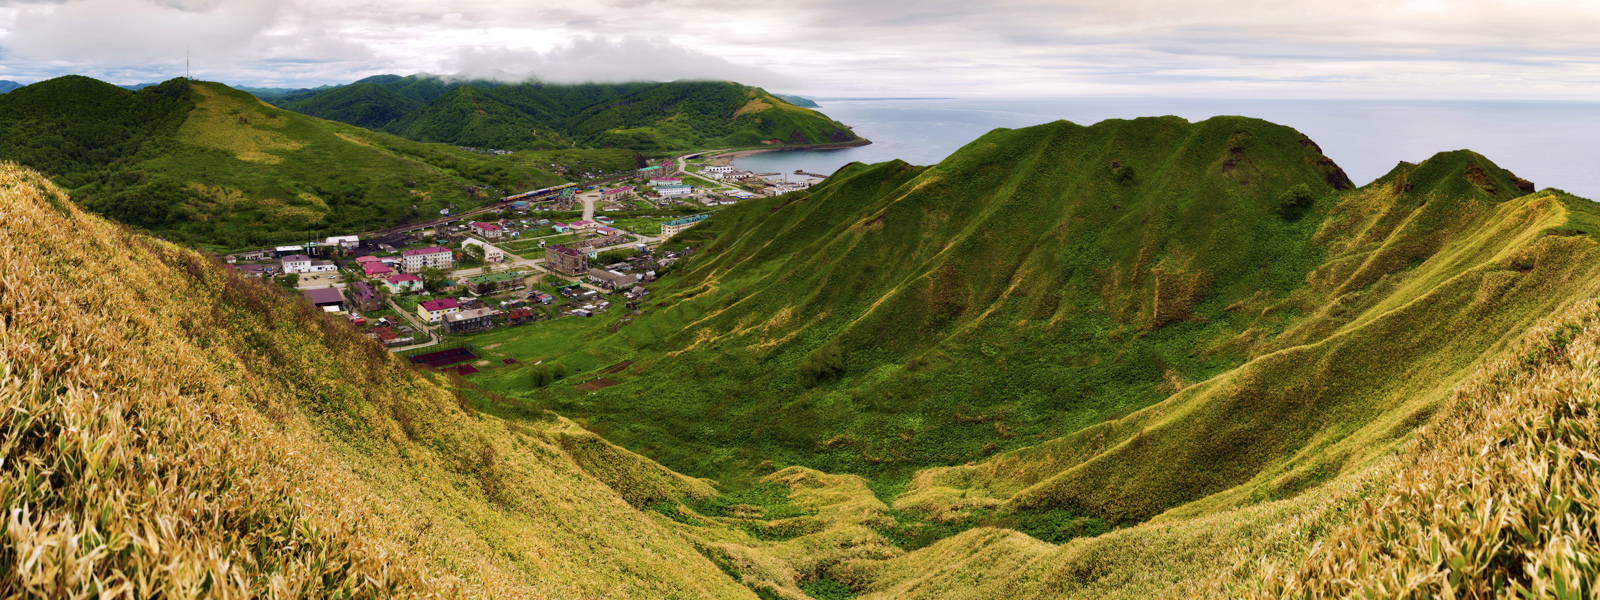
[4,0,1600,98]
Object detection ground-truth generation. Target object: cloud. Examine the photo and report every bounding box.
[446,36,798,88]
[2,0,282,65]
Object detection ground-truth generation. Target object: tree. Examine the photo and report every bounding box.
[461,242,485,264]
[420,267,446,293]
[474,281,496,296]
[550,363,568,380]
[530,364,553,387]
[1278,183,1315,220]
[276,273,300,290]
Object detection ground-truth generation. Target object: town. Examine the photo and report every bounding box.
[220,150,821,371]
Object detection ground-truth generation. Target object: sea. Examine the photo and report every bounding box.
[734,98,1600,200]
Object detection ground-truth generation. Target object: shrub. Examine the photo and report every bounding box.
[798,346,845,386]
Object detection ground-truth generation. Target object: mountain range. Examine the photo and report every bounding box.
[266,74,864,152]
[2,101,1597,597]
[0,76,641,247]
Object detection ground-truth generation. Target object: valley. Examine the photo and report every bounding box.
[3,102,1598,599]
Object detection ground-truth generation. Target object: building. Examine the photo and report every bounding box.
[232,249,269,262]
[280,254,311,273]
[401,246,453,273]
[569,220,598,230]
[326,235,360,250]
[469,222,504,239]
[349,282,382,312]
[384,273,424,294]
[362,262,393,277]
[418,298,460,323]
[302,287,345,312]
[546,245,587,276]
[443,307,496,333]
[650,178,683,187]
[657,184,693,198]
[587,268,641,291]
[355,255,383,265]
[461,238,505,263]
[661,213,710,239]
[595,227,621,237]
[704,165,734,174]
[602,186,633,200]
[274,245,302,258]
[464,271,528,295]
[637,165,664,177]
[506,307,536,325]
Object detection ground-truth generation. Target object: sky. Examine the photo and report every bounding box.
[4,0,1600,98]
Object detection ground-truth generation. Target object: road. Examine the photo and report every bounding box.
[675,152,742,192]
[384,296,441,352]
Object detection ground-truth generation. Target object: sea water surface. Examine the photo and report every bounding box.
[734,98,1600,200]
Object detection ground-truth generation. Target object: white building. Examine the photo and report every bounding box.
[657,184,693,198]
[704,165,735,174]
[326,235,360,249]
[462,238,506,263]
[281,255,337,275]
[401,246,454,273]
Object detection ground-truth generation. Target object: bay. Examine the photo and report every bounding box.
[735,98,1600,200]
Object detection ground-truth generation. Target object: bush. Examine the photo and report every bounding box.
[798,346,845,386]
[1278,183,1314,219]
[530,364,553,387]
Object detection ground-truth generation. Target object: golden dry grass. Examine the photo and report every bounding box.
[0,162,758,598]
[178,83,304,164]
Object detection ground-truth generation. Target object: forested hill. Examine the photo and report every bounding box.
[0,80,22,94]
[272,74,866,152]
[0,76,636,247]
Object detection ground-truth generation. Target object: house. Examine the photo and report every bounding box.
[469,222,504,239]
[601,186,633,200]
[546,244,588,276]
[462,238,505,263]
[443,307,496,333]
[649,178,682,187]
[401,246,453,273]
[362,262,394,277]
[595,227,621,237]
[280,254,311,273]
[464,271,528,295]
[506,307,536,325]
[532,292,554,304]
[302,287,346,312]
[657,184,693,198]
[418,298,460,323]
[384,273,425,294]
[233,264,270,278]
[587,268,641,291]
[569,220,598,230]
[661,213,710,239]
[595,216,615,225]
[349,282,382,312]
[355,255,383,265]
[232,249,269,262]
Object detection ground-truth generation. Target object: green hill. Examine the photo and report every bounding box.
[270,81,423,130]
[5,109,1598,599]
[274,74,867,152]
[0,80,22,94]
[0,76,637,247]
[451,116,1599,596]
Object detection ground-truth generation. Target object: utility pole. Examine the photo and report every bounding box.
[186,47,190,80]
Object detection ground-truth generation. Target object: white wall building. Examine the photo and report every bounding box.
[462,238,506,263]
[401,247,454,273]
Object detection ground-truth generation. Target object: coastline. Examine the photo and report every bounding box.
[707,139,872,166]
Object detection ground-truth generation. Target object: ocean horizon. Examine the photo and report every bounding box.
[735,97,1600,200]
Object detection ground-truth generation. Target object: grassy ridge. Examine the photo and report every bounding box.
[501,116,1354,483]
[0,162,758,598]
[0,77,634,247]
[278,75,865,152]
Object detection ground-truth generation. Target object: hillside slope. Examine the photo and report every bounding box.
[463,115,1600,596]
[277,75,866,152]
[0,162,758,598]
[0,77,634,248]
